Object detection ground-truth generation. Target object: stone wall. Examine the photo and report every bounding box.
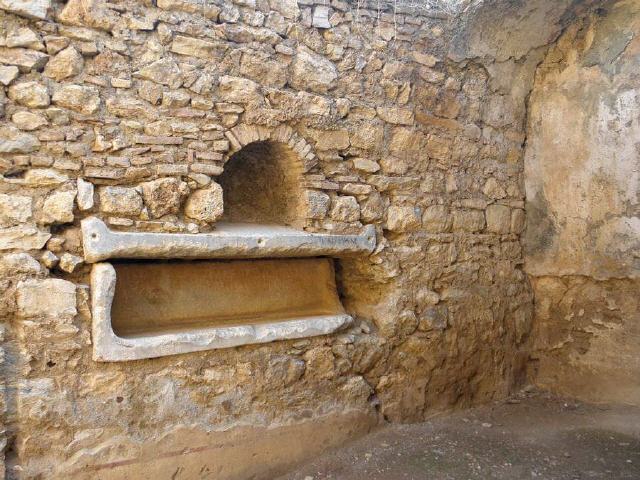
[524,0,640,405]
[0,0,581,477]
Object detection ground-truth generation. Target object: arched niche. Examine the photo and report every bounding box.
[218,141,305,229]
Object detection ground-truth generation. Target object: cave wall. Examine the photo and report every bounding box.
[524,0,640,405]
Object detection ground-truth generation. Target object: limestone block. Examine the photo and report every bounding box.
[0,194,32,227]
[0,0,50,19]
[511,208,526,234]
[422,205,451,233]
[291,48,337,94]
[376,106,414,125]
[412,51,438,67]
[0,65,19,86]
[0,225,50,250]
[312,5,331,28]
[59,252,83,273]
[0,47,48,72]
[134,58,182,87]
[8,81,50,108]
[314,130,349,151]
[170,35,218,60]
[0,253,41,275]
[42,190,76,224]
[218,76,262,104]
[58,0,118,30]
[24,169,67,186]
[305,190,330,219]
[76,178,94,211]
[16,278,76,318]
[184,183,223,223]
[483,177,506,200]
[352,158,380,173]
[162,90,190,108]
[267,0,297,19]
[486,204,511,234]
[40,250,58,268]
[453,209,486,232]
[386,205,421,232]
[44,46,83,81]
[81,216,376,262]
[52,84,100,114]
[350,124,384,150]
[140,178,189,218]
[6,27,44,50]
[98,186,143,216]
[330,196,360,222]
[12,111,48,130]
[0,125,40,153]
[361,192,385,222]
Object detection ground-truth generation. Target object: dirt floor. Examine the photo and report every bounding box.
[279,390,640,480]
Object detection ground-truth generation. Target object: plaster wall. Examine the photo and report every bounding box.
[524,0,640,405]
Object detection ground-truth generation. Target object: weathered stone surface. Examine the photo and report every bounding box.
[352,158,380,173]
[52,84,100,114]
[81,217,375,263]
[140,178,189,218]
[24,168,67,186]
[184,183,223,223]
[44,46,83,81]
[0,252,41,275]
[58,0,118,30]
[8,81,49,107]
[0,193,32,226]
[134,58,182,87]
[42,190,76,224]
[0,0,50,19]
[330,196,360,223]
[170,35,218,60]
[486,204,511,234]
[376,107,414,125]
[98,186,143,216]
[422,205,451,233]
[16,278,76,317]
[0,125,40,152]
[386,206,421,233]
[0,225,50,250]
[312,5,331,28]
[6,27,44,50]
[314,130,349,151]
[291,48,337,94]
[305,190,330,219]
[0,47,48,72]
[76,178,94,210]
[58,252,83,273]
[218,76,262,104]
[453,209,486,232]
[12,111,48,130]
[0,65,19,86]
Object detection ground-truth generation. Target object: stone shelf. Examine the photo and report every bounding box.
[81,216,376,263]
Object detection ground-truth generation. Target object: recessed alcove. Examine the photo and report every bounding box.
[218,141,305,228]
[110,258,345,338]
[85,134,376,361]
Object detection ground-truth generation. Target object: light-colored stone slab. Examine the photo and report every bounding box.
[91,263,352,361]
[81,216,376,263]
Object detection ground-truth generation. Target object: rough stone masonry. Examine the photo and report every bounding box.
[0,0,636,478]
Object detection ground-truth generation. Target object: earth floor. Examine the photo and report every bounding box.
[279,390,640,480]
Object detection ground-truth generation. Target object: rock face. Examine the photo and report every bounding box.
[0,0,630,478]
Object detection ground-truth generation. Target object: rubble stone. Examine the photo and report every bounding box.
[16,278,76,317]
[184,183,223,222]
[8,81,50,108]
[44,46,83,81]
[42,190,76,224]
[98,186,143,216]
[140,178,190,218]
[51,84,100,114]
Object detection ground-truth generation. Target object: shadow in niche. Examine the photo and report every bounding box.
[218,141,306,229]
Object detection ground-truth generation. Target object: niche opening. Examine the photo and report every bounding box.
[218,141,305,228]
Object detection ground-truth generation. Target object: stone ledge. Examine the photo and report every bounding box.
[91,263,352,361]
[81,216,376,262]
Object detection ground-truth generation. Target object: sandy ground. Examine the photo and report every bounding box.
[279,390,640,480]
